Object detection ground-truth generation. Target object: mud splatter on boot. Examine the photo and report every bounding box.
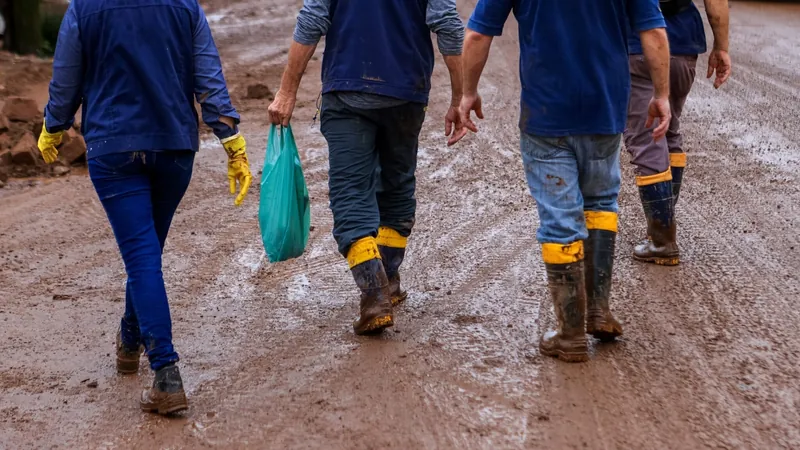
[140,365,188,415]
[539,243,589,363]
[584,224,623,342]
[116,327,143,374]
[669,153,686,206]
[377,226,409,306]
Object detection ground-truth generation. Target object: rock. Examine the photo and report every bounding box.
[2,97,40,123]
[0,115,9,132]
[0,167,8,184]
[32,119,44,139]
[52,163,71,177]
[246,83,273,100]
[11,133,38,166]
[0,133,11,151]
[58,130,87,165]
[0,149,11,167]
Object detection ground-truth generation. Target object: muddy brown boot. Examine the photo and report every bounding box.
[539,256,589,363]
[116,328,143,374]
[633,176,680,266]
[378,226,409,306]
[584,226,623,342]
[351,259,394,335]
[140,365,188,415]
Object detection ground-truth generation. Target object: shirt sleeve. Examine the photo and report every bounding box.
[427,0,465,56]
[193,4,239,140]
[293,0,332,46]
[44,4,83,133]
[627,0,666,32]
[467,0,514,37]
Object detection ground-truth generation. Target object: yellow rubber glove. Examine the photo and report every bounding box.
[221,133,252,206]
[38,122,64,164]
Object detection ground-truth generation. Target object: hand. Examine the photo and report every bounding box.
[37,122,63,164]
[268,90,297,126]
[645,96,671,142]
[445,102,465,146]
[707,49,731,89]
[452,93,484,144]
[221,134,253,206]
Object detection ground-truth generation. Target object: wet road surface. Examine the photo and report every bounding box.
[1,1,799,448]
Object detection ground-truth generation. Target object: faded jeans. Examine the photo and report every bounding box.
[520,133,622,244]
[89,150,195,371]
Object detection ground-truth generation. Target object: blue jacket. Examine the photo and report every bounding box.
[628,4,707,56]
[44,0,239,159]
[320,0,436,104]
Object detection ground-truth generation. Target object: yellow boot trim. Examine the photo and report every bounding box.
[670,153,687,168]
[636,169,672,187]
[347,237,382,269]
[542,242,584,265]
[376,226,408,249]
[584,211,618,232]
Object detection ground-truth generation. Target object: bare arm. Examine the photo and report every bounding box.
[639,27,671,140]
[443,55,464,106]
[462,29,493,99]
[703,0,732,88]
[269,41,317,126]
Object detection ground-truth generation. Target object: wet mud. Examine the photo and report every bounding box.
[1,1,800,448]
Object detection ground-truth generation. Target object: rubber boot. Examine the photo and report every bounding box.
[539,242,589,363]
[116,327,144,374]
[377,226,408,306]
[633,174,680,266]
[140,365,188,415]
[348,237,394,335]
[669,153,686,206]
[584,228,623,342]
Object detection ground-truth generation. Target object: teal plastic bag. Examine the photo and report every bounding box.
[258,125,310,263]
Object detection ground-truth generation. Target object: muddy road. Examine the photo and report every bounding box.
[1,1,799,448]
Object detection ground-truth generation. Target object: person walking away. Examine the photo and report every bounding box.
[268,0,465,335]
[456,0,671,362]
[37,0,252,414]
[625,0,731,266]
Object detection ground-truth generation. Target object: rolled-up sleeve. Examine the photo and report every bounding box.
[293,0,332,46]
[627,0,666,32]
[427,0,465,56]
[193,4,239,140]
[467,0,513,37]
[44,4,83,133]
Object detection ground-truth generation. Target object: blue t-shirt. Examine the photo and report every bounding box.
[628,4,707,55]
[468,0,665,137]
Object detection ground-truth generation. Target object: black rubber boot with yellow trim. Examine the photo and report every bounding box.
[348,237,394,335]
[634,170,680,266]
[538,242,590,363]
[584,211,623,342]
[140,364,188,415]
[377,226,408,307]
[669,153,686,205]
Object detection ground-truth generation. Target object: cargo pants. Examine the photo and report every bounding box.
[624,54,698,176]
[320,93,426,256]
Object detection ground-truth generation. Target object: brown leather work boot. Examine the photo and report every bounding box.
[351,258,394,335]
[539,260,589,363]
[633,179,680,266]
[140,365,188,415]
[585,229,623,342]
[116,328,143,374]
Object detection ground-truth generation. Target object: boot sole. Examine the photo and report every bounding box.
[354,314,394,336]
[588,328,622,343]
[633,254,680,266]
[141,393,189,415]
[116,357,140,374]
[390,291,408,307]
[539,346,590,363]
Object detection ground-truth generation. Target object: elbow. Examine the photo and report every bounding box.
[465,28,491,44]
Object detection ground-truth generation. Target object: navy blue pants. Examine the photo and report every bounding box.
[320,93,426,256]
[89,150,195,371]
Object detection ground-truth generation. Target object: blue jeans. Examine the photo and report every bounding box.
[520,133,621,244]
[89,150,195,371]
[320,93,426,256]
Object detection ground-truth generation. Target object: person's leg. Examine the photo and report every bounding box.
[89,152,186,414]
[667,54,699,204]
[520,133,588,363]
[576,135,623,341]
[150,151,195,250]
[320,94,393,335]
[374,102,426,306]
